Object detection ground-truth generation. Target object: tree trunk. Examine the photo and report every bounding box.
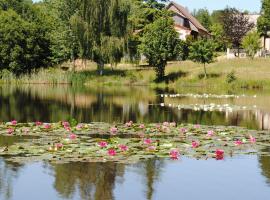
[98,61,104,76]
[203,63,207,79]
[155,63,165,82]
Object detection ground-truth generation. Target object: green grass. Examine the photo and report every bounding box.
[1,58,270,90]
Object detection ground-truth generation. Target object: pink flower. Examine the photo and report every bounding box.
[76,124,83,129]
[192,141,200,148]
[69,133,77,140]
[144,138,152,145]
[119,144,128,151]
[170,122,176,127]
[234,140,243,146]
[155,124,161,129]
[98,141,108,148]
[110,127,118,135]
[215,149,224,160]
[249,135,256,143]
[62,121,70,127]
[55,143,63,149]
[125,121,133,127]
[44,123,51,129]
[64,126,71,132]
[207,130,214,137]
[7,128,14,134]
[169,149,180,160]
[179,127,187,133]
[108,149,116,156]
[163,122,169,127]
[194,124,200,129]
[139,124,145,129]
[11,120,17,125]
[35,121,43,126]
[147,146,156,151]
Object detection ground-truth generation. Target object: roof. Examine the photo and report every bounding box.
[167,1,209,34]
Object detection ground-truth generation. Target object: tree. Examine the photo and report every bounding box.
[257,0,270,35]
[70,0,130,75]
[0,9,51,75]
[139,16,180,81]
[221,8,254,56]
[189,39,216,79]
[242,31,261,59]
[209,23,226,51]
[192,8,212,30]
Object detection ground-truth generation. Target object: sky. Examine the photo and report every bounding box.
[175,0,261,13]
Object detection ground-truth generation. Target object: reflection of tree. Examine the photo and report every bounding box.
[0,159,23,200]
[52,162,125,200]
[258,149,270,185]
[143,159,164,200]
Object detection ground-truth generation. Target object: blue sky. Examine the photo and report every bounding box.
[175,0,261,12]
[33,0,262,13]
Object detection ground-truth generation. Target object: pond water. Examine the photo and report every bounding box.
[0,84,270,200]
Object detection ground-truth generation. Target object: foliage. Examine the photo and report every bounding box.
[226,70,237,83]
[192,8,212,30]
[220,8,254,55]
[0,9,51,75]
[209,23,226,51]
[189,39,216,79]
[139,16,180,81]
[242,31,261,59]
[257,0,270,35]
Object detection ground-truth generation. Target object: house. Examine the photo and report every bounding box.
[166,1,210,40]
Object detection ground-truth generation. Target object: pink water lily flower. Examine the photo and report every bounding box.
[119,144,128,151]
[98,141,108,148]
[147,146,156,151]
[62,121,70,127]
[249,135,256,143]
[110,127,118,135]
[194,124,200,129]
[234,140,243,146]
[69,133,77,140]
[144,138,152,145]
[179,127,187,133]
[76,124,83,129]
[139,124,145,129]
[11,120,17,125]
[215,149,224,160]
[192,141,200,148]
[125,121,133,127]
[44,123,51,129]
[207,130,214,137]
[55,143,63,149]
[7,128,14,134]
[35,121,43,126]
[108,149,116,156]
[65,126,71,132]
[169,149,180,160]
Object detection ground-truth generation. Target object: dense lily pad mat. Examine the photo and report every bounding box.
[0,121,269,164]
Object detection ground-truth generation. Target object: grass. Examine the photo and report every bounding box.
[1,58,270,90]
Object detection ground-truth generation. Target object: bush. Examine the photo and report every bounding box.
[226,70,237,83]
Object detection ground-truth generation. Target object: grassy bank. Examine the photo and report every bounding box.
[1,58,270,90]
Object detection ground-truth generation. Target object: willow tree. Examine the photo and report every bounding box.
[71,0,130,75]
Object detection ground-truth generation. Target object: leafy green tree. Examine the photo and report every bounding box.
[0,9,51,75]
[189,39,216,79]
[70,0,130,75]
[139,16,180,81]
[192,8,212,30]
[209,23,226,51]
[257,0,270,35]
[242,31,261,59]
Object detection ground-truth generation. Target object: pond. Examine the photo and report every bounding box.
[0,84,270,200]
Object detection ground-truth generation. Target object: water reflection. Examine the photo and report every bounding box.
[0,85,270,129]
[1,155,270,200]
